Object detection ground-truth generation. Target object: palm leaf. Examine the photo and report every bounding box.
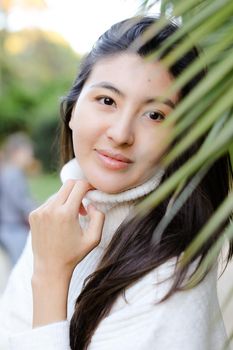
[136,0,233,240]
[137,0,233,346]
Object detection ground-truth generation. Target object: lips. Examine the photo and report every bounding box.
[95,149,133,170]
[96,149,133,163]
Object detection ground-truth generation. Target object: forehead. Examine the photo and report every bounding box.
[83,53,177,99]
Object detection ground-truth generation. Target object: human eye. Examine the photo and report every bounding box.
[96,96,116,107]
[143,110,166,122]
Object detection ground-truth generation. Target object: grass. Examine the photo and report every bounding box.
[28,172,61,205]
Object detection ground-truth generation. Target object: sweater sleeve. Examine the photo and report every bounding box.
[87,265,227,350]
[0,232,71,350]
[0,235,33,349]
[9,321,70,350]
[7,264,228,350]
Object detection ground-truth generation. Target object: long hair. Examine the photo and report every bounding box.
[60,16,233,350]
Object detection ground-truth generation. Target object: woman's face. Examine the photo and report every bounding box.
[69,53,179,193]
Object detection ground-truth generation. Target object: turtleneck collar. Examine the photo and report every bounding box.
[60,158,164,249]
[60,158,164,205]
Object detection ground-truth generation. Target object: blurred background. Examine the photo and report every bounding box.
[0,0,150,196]
[0,0,232,346]
[0,0,161,289]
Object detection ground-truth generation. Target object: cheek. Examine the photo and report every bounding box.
[71,113,104,154]
[139,127,171,165]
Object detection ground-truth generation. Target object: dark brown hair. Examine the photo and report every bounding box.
[60,16,233,350]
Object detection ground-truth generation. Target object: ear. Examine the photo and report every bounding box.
[69,109,75,130]
[69,116,73,130]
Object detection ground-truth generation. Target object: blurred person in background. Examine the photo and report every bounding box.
[0,132,37,266]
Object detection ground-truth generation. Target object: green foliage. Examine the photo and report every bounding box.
[138,0,233,213]
[0,28,81,170]
[29,172,61,204]
[139,1,233,344]
[32,117,60,172]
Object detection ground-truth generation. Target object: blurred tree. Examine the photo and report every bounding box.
[0,0,47,84]
[0,28,81,171]
[0,0,81,171]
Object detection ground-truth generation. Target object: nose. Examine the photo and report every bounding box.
[106,113,135,146]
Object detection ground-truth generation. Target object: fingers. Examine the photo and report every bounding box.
[85,204,105,247]
[45,180,93,212]
[79,203,87,216]
[63,180,93,214]
[47,180,77,207]
[36,180,93,218]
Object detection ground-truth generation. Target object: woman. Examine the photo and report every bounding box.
[0,16,232,350]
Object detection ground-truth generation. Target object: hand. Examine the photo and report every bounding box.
[29,179,105,278]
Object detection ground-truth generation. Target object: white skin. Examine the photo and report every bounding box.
[29,53,179,327]
[69,53,178,193]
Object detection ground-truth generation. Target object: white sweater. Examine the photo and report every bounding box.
[0,159,229,350]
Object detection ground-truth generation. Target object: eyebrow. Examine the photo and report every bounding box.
[90,81,176,109]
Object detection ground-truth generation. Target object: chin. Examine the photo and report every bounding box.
[97,184,126,194]
[88,179,129,194]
